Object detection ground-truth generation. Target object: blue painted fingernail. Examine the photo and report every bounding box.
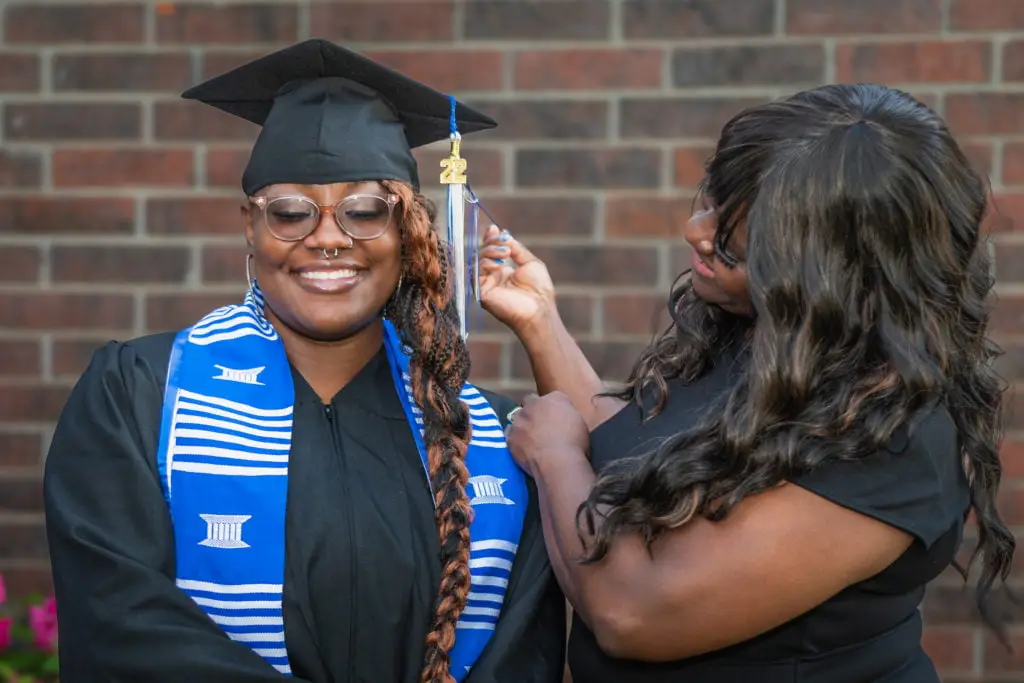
[494,258,504,264]
[499,232,510,242]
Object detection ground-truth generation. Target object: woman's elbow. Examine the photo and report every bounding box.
[588,601,649,660]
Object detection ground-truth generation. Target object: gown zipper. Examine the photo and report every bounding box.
[323,403,357,682]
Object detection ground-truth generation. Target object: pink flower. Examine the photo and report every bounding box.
[27,597,58,652]
[0,573,7,605]
[0,616,12,652]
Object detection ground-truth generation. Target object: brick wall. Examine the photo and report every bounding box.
[0,0,1022,678]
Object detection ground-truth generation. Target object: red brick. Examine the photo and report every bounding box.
[621,97,766,139]
[145,293,242,332]
[786,0,941,34]
[959,141,993,180]
[920,625,976,672]
[452,196,596,238]
[206,147,250,189]
[946,94,1024,136]
[985,629,1024,671]
[0,52,40,92]
[201,245,244,284]
[5,103,141,141]
[459,101,607,140]
[673,45,825,87]
[986,193,1024,233]
[0,340,40,378]
[512,340,647,381]
[155,3,298,44]
[155,102,257,141]
[674,147,714,188]
[0,294,134,331]
[623,0,774,38]
[311,1,454,41]
[4,4,145,44]
[0,475,43,513]
[0,246,42,282]
[525,245,659,286]
[53,149,194,188]
[0,198,135,235]
[1001,440,1024,479]
[200,50,269,79]
[603,293,672,336]
[52,338,105,378]
[0,150,42,188]
[514,49,663,90]
[413,147,503,192]
[0,432,43,469]
[606,196,692,239]
[147,196,249,236]
[990,296,1024,335]
[1004,143,1024,185]
[363,51,503,91]
[474,294,593,336]
[516,149,661,189]
[468,340,503,381]
[1003,41,1024,82]
[836,41,990,84]
[950,0,1024,31]
[464,1,609,40]
[53,52,192,92]
[0,386,72,422]
[996,245,1024,283]
[0,566,52,599]
[52,245,191,284]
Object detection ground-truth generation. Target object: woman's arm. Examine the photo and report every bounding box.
[479,230,625,429]
[508,393,916,663]
[517,306,626,430]
[45,343,307,683]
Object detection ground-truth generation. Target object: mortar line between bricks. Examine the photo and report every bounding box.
[992,36,1004,85]
[775,0,787,36]
[609,0,622,44]
[297,0,311,41]
[39,334,52,383]
[823,38,837,83]
[452,0,465,42]
[143,0,156,45]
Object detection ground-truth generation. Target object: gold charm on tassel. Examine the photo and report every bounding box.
[440,135,468,185]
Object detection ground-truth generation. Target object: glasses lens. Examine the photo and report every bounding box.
[264,197,319,240]
[337,195,392,239]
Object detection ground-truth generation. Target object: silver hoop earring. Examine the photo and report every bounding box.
[245,253,255,295]
[384,272,404,319]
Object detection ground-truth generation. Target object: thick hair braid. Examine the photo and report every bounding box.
[382,180,474,683]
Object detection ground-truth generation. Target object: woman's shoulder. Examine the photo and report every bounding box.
[81,331,178,390]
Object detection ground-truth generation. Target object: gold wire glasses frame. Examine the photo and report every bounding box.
[248,193,400,242]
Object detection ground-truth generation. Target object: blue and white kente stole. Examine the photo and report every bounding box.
[155,285,528,679]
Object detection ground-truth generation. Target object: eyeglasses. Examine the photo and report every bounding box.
[248,193,400,242]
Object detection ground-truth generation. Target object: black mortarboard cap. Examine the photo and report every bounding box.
[181,38,497,194]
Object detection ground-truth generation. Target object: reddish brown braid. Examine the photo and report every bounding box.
[382,180,474,683]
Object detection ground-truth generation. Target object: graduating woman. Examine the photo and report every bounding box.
[479,84,1014,682]
[43,39,564,683]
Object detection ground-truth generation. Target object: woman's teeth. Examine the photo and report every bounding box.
[300,269,358,280]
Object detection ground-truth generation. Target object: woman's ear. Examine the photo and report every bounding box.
[241,203,255,249]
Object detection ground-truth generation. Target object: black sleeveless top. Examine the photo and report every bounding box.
[569,347,970,683]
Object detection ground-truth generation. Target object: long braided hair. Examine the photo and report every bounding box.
[382,180,474,683]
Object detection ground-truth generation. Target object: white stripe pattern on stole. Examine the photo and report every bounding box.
[188,304,277,346]
[400,375,509,449]
[176,579,291,674]
[170,389,292,477]
[458,540,520,632]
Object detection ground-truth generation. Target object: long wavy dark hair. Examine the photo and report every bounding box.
[380,180,475,683]
[582,84,1014,629]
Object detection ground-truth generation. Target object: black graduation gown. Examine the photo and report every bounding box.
[43,332,565,683]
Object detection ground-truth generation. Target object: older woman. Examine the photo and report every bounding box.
[480,83,1014,682]
[43,39,564,683]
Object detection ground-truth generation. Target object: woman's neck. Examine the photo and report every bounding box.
[270,314,386,403]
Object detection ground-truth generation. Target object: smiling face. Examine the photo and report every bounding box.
[683,196,754,317]
[243,181,404,342]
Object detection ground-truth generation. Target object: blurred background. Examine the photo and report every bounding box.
[0,0,1022,679]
